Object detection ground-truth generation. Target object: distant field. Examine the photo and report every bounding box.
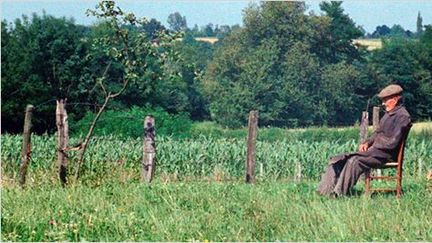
[193,37,382,50]
[194,37,219,44]
[353,38,382,50]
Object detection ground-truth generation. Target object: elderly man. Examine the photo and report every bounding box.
[317,84,412,197]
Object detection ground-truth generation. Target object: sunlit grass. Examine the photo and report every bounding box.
[2,178,431,241]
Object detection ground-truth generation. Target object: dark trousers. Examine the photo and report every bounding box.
[317,155,385,196]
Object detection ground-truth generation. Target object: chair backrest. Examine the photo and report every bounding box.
[397,125,412,173]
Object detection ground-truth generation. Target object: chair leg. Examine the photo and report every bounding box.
[365,170,371,197]
[396,175,402,199]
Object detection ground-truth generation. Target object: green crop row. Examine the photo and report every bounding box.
[2,134,431,181]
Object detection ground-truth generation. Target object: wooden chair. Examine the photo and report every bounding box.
[364,128,411,198]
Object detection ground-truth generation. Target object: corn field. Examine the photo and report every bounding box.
[2,134,431,181]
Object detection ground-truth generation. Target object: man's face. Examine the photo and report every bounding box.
[381,95,400,111]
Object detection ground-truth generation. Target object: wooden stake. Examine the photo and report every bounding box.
[246,110,258,184]
[142,116,156,183]
[372,106,382,177]
[56,99,69,186]
[19,105,34,186]
[359,111,369,144]
[372,106,380,131]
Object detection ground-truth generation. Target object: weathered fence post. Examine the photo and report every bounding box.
[294,162,302,183]
[19,105,34,186]
[142,115,156,183]
[359,111,369,144]
[372,106,382,177]
[372,106,380,131]
[246,110,258,184]
[359,111,369,181]
[56,99,69,186]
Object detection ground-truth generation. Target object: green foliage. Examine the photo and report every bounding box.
[71,107,192,138]
[319,1,364,63]
[369,37,432,120]
[203,2,367,128]
[1,13,90,133]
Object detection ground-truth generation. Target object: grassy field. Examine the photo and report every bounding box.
[2,180,431,241]
[2,123,432,241]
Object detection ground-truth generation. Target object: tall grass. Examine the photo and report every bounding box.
[2,181,431,241]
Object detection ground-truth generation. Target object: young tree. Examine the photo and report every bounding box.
[73,0,180,181]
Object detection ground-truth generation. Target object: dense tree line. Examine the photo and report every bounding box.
[2,1,432,133]
[203,2,432,127]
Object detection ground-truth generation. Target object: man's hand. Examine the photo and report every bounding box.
[358,143,369,152]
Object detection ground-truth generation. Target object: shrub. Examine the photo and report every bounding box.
[71,106,192,138]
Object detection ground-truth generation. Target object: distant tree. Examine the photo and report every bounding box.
[203,23,214,37]
[420,25,432,49]
[371,25,391,38]
[167,12,187,32]
[191,24,199,34]
[204,1,370,128]
[1,14,90,134]
[318,1,364,63]
[417,11,423,36]
[215,25,231,39]
[142,18,166,39]
[389,24,406,37]
[405,30,414,38]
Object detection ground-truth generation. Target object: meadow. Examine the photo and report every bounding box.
[1,123,432,241]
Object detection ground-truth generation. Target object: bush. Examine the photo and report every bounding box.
[71,106,192,138]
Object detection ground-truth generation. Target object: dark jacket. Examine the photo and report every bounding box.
[365,104,412,161]
[330,104,412,164]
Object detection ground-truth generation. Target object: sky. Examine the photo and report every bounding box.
[1,0,432,34]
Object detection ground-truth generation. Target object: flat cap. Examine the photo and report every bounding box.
[377,84,403,98]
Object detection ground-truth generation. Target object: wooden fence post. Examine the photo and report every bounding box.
[56,99,69,186]
[142,116,156,183]
[372,106,382,177]
[372,106,380,131]
[246,110,258,184]
[359,111,369,144]
[19,105,34,186]
[294,162,302,183]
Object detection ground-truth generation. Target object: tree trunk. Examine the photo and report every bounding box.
[74,96,111,182]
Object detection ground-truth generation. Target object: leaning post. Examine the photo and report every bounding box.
[246,110,258,184]
[19,105,34,186]
[142,115,156,183]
